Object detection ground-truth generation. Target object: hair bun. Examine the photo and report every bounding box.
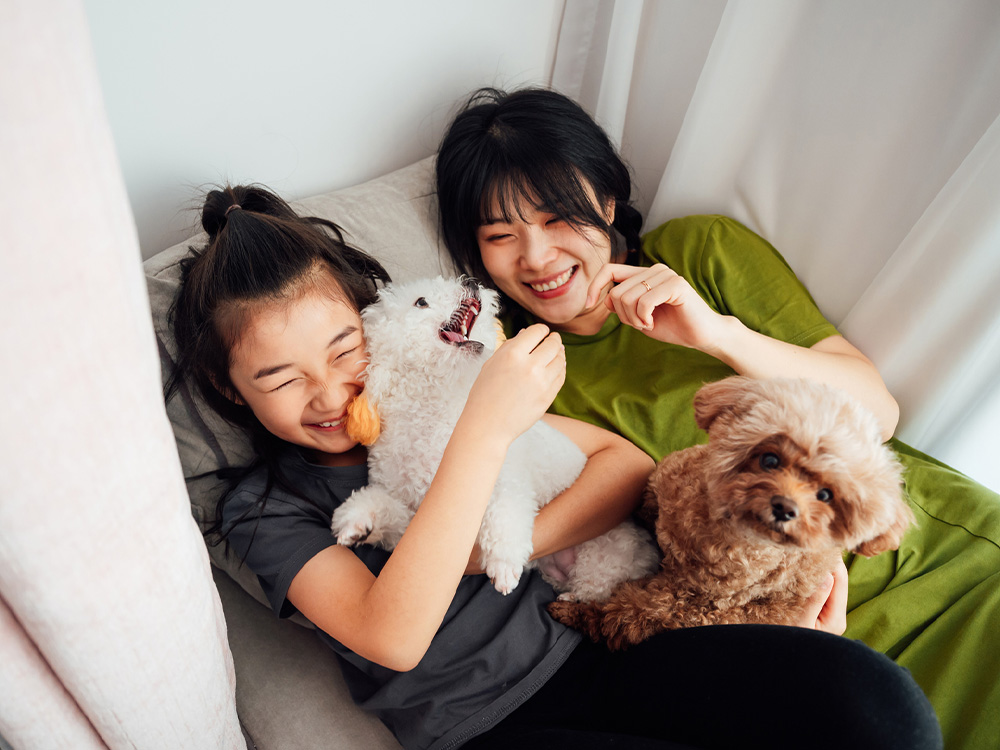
[201,188,241,238]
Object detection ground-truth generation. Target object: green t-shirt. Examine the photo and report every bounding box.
[503,214,1000,750]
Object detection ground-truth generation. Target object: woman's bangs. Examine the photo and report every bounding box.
[478,162,609,232]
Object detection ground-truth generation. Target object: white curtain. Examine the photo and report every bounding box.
[552,0,1000,491]
[0,1,244,747]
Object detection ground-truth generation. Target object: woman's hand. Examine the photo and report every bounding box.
[586,263,727,353]
[462,323,566,444]
[588,263,899,438]
[796,559,849,634]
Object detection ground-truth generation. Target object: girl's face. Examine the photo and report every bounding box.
[476,193,614,336]
[227,289,368,467]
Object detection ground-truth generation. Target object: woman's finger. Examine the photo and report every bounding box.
[585,263,646,307]
[798,573,836,629]
[604,265,682,330]
[818,559,849,635]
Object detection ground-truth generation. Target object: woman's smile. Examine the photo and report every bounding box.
[526,266,579,296]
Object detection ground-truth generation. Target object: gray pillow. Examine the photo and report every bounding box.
[144,157,457,618]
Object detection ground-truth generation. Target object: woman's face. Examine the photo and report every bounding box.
[476,193,614,335]
[227,289,368,466]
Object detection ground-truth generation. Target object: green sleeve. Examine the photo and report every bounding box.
[641,215,840,348]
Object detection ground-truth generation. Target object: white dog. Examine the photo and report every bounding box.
[331,276,659,599]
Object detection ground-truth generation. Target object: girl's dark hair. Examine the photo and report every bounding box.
[436,87,643,287]
[165,184,390,549]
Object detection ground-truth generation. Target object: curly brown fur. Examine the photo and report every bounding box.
[549,376,914,650]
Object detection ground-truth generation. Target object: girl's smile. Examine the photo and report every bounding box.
[306,412,348,432]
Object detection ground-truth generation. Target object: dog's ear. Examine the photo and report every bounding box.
[851,492,915,557]
[345,391,381,446]
[693,376,760,432]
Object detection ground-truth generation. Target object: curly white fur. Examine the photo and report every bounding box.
[331,276,659,598]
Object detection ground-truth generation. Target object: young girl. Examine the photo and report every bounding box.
[436,86,997,748]
[169,184,940,749]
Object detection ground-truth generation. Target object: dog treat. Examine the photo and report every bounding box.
[331,275,659,598]
[548,375,914,648]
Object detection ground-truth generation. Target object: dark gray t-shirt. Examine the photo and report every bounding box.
[222,447,581,750]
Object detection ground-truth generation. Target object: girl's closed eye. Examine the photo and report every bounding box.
[337,344,362,359]
[270,378,298,393]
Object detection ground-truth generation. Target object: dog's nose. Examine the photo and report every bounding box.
[771,496,798,523]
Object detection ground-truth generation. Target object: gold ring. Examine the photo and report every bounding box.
[641,280,652,292]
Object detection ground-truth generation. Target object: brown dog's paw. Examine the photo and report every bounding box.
[547,600,603,643]
[547,599,583,627]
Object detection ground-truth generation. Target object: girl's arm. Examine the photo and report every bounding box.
[529,414,654,559]
[287,324,564,672]
[588,263,899,440]
[463,413,655,575]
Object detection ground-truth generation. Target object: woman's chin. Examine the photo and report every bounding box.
[519,288,584,324]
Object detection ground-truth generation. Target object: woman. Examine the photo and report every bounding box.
[435,86,999,750]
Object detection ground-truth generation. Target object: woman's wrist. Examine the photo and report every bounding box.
[701,314,747,365]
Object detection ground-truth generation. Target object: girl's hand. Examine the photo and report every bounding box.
[586,263,727,354]
[462,323,566,444]
[796,559,849,634]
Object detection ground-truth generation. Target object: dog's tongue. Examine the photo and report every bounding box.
[441,330,465,344]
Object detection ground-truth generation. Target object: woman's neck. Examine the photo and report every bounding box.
[549,300,613,336]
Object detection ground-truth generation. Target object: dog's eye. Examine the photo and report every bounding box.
[413,297,429,308]
[759,453,781,470]
[816,488,833,504]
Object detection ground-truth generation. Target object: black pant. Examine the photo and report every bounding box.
[464,625,942,750]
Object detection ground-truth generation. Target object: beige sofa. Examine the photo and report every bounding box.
[143,157,456,749]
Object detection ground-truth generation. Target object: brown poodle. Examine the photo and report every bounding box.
[548,376,914,650]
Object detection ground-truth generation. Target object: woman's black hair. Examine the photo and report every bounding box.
[436,87,643,289]
[165,184,390,552]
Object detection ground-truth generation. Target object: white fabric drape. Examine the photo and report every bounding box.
[0,2,244,747]
[552,0,1000,491]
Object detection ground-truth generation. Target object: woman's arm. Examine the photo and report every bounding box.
[288,324,565,672]
[588,263,899,440]
[712,326,899,440]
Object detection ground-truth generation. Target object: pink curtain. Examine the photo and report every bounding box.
[0,2,243,747]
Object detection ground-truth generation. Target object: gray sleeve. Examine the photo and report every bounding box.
[222,486,337,618]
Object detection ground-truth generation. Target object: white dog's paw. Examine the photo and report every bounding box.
[556,591,582,602]
[331,505,375,547]
[486,560,523,596]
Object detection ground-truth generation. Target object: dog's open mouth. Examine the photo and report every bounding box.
[439,295,484,353]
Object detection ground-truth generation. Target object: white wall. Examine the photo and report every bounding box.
[83,0,565,259]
